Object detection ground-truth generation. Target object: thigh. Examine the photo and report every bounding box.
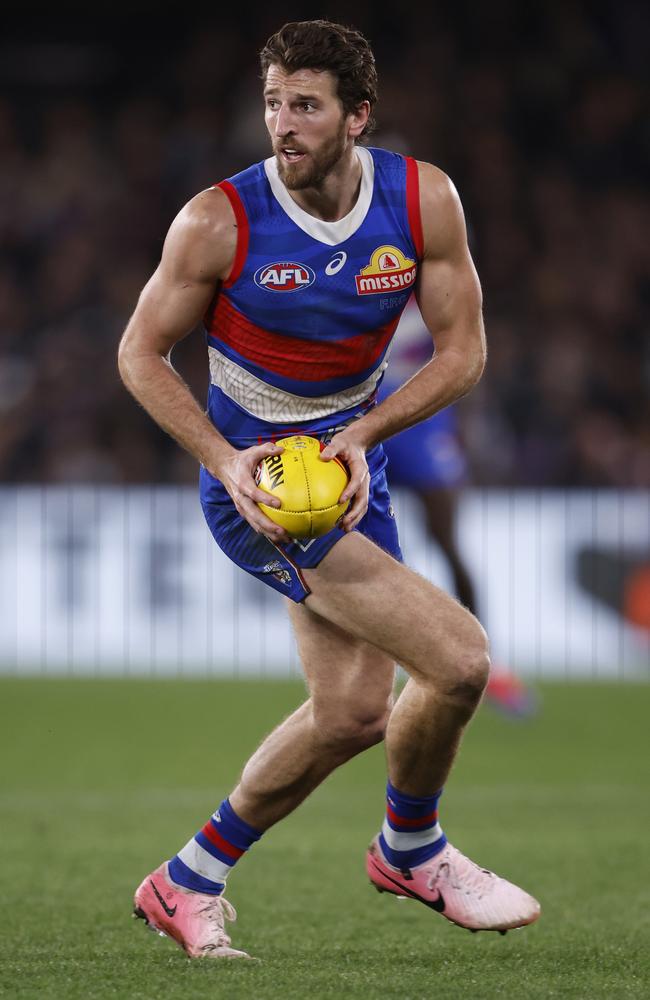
[302,532,484,683]
[287,599,396,723]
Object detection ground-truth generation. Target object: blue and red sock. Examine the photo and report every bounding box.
[168,798,261,895]
[378,780,447,870]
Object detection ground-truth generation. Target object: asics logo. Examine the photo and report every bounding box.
[150,880,177,918]
[325,251,347,276]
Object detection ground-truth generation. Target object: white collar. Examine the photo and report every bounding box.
[264,146,374,247]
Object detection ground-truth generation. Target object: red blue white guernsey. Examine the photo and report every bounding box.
[203,145,424,446]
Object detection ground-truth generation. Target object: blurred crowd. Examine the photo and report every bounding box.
[1,1,648,486]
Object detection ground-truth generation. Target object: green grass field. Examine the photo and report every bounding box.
[1,678,648,999]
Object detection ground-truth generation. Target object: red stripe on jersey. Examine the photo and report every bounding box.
[201,821,245,860]
[217,181,249,288]
[405,157,424,260]
[386,804,438,828]
[209,294,399,381]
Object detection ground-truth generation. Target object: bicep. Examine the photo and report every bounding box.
[415,247,482,347]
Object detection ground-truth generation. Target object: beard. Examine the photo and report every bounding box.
[274,121,348,191]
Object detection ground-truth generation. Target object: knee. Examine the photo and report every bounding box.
[312,696,392,754]
[442,619,490,704]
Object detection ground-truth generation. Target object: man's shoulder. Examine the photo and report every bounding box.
[413,161,457,206]
[176,186,240,247]
[411,161,465,257]
[162,186,239,284]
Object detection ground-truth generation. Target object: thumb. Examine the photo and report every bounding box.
[260,441,284,456]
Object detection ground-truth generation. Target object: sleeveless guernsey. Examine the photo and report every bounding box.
[199,146,419,598]
[203,145,423,447]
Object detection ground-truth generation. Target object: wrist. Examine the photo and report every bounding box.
[204,438,237,480]
[345,418,376,452]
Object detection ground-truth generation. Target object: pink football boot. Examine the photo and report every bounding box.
[485,668,538,718]
[367,837,540,933]
[133,863,252,959]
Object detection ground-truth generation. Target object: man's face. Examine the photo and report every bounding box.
[264,65,350,190]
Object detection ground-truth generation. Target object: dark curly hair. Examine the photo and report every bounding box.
[260,19,378,139]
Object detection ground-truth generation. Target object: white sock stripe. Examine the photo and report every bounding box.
[381,819,444,852]
[177,838,233,883]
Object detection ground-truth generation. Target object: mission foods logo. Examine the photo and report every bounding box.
[355,245,417,295]
[254,262,315,292]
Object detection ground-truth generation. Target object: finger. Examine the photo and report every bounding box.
[243,498,290,542]
[246,484,281,508]
[245,446,284,507]
[238,495,290,542]
[341,479,369,528]
[253,441,285,460]
[340,464,366,504]
[341,496,368,531]
[263,529,291,545]
[246,441,285,478]
[339,481,355,504]
[320,443,339,461]
[342,507,367,532]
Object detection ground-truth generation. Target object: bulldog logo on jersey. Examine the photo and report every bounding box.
[355,245,417,295]
[254,262,315,292]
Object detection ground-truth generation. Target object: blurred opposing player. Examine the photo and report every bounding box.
[118,20,540,960]
[381,297,537,717]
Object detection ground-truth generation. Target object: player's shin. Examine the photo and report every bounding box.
[384,668,485,796]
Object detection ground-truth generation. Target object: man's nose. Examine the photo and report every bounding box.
[274,103,295,136]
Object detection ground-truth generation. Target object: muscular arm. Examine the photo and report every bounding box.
[118,188,235,472]
[352,162,485,448]
[118,188,287,540]
[323,162,484,530]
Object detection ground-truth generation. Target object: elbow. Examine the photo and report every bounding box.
[117,328,143,391]
[117,336,132,387]
[467,316,487,389]
[473,341,487,386]
[457,341,485,397]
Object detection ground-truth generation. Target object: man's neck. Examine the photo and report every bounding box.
[285,147,362,222]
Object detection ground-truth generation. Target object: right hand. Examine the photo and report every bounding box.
[216,441,290,544]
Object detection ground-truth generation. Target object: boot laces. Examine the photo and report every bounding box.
[198,895,237,951]
[427,849,496,897]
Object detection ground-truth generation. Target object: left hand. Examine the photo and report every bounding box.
[320,432,370,532]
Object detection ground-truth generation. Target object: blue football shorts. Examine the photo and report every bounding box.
[200,442,403,603]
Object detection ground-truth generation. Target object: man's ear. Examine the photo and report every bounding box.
[348,101,370,139]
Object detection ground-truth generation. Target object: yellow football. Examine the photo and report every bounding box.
[256,435,350,538]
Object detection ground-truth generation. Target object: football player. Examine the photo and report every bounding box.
[119,19,540,959]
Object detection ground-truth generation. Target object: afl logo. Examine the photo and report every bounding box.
[254,262,315,292]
